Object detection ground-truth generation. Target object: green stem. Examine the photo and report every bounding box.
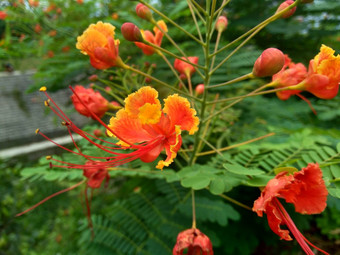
[187,0,204,42]
[124,64,202,102]
[189,0,207,15]
[192,189,196,229]
[139,0,203,45]
[209,30,222,72]
[210,0,301,57]
[91,84,125,105]
[213,0,231,17]
[208,72,254,89]
[219,193,252,211]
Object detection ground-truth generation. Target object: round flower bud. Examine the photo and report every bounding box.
[121,22,143,42]
[215,16,228,33]
[195,84,205,95]
[276,0,297,19]
[136,3,153,21]
[252,48,285,77]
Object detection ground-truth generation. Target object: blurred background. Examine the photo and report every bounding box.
[1,0,340,254]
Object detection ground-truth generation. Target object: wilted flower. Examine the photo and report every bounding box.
[71,85,109,119]
[76,21,124,69]
[174,56,199,78]
[252,48,285,77]
[134,20,168,55]
[253,163,328,255]
[173,228,214,255]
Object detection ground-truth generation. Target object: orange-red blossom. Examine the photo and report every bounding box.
[76,21,124,69]
[253,163,329,255]
[174,56,199,79]
[134,20,168,55]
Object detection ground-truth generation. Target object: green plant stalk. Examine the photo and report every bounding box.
[206,86,291,105]
[210,24,265,75]
[151,20,206,80]
[207,0,217,41]
[199,136,225,158]
[189,0,207,16]
[91,84,124,105]
[219,193,252,211]
[213,0,231,16]
[189,0,213,165]
[139,0,203,45]
[210,0,301,57]
[209,30,222,73]
[158,51,190,94]
[124,65,202,102]
[198,132,275,156]
[192,189,196,229]
[187,0,204,42]
[207,72,254,89]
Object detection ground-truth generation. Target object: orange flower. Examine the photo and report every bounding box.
[272,55,307,100]
[302,45,340,99]
[111,12,118,20]
[107,86,199,169]
[48,30,57,37]
[253,163,329,255]
[29,0,39,7]
[174,56,199,78]
[76,21,123,69]
[34,24,42,33]
[71,85,109,119]
[134,20,167,55]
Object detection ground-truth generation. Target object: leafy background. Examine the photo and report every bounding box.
[1,0,340,254]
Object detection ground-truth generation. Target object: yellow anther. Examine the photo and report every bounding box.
[39,86,47,92]
[44,99,50,106]
[35,128,40,134]
[46,156,52,160]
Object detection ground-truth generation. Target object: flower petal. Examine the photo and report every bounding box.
[281,163,328,214]
[107,109,154,146]
[124,86,162,123]
[163,94,199,135]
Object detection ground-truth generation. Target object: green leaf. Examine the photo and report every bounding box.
[181,174,211,190]
[328,188,340,199]
[209,178,225,195]
[246,175,273,187]
[223,163,265,175]
[330,165,340,178]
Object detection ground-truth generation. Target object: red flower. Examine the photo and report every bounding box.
[134,20,167,55]
[83,161,109,189]
[0,11,8,20]
[34,24,42,34]
[174,57,199,78]
[276,0,296,19]
[272,55,307,100]
[173,228,214,255]
[253,163,329,255]
[71,85,109,119]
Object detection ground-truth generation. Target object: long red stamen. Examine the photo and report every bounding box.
[297,93,317,115]
[16,180,85,217]
[274,198,328,255]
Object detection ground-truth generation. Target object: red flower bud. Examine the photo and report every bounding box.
[173,228,214,255]
[121,22,143,42]
[276,0,297,19]
[195,84,205,95]
[252,48,285,77]
[88,74,98,82]
[93,129,103,137]
[136,3,153,21]
[215,16,228,33]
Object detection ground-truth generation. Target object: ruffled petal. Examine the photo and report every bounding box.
[156,126,182,170]
[124,86,161,123]
[107,109,154,146]
[282,163,328,214]
[163,94,199,135]
[266,202,292,241]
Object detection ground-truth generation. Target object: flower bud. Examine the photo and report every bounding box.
[88,74,98,82]
[276,0,296,19]
[136,3,153,21]
[195,84,205,95]
[121,22,143,42]
[252,48,285,77]
[215,16,228,33]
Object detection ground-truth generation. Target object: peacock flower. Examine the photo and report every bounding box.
[76,21,124,70]
[252,48,285,78]
[71,85,110,119]
[174,56,199,79]
[302,45,340,99]
[134,20,168,55]
[173,228,214,255]
[107,86,199,169]
[271,55,307,100]
[276,0,296,19]
[253,163,329,255]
